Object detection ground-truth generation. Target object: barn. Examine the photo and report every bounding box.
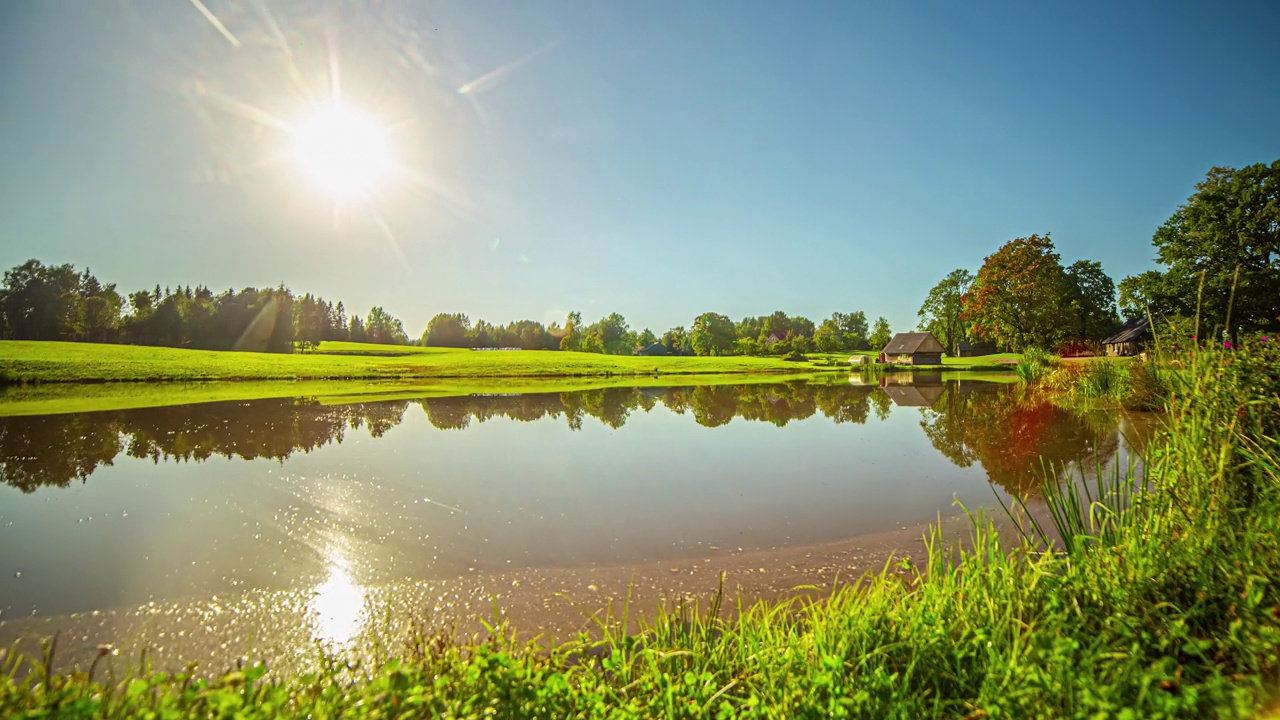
[879,332,945,365]
[1103,317,1153,357]
[634,342,669,356]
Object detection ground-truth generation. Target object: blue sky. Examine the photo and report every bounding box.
[1,1,1277,337]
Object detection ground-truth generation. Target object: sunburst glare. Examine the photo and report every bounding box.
[290,101,392,202]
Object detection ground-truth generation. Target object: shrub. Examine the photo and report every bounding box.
[1014,347,1059,383]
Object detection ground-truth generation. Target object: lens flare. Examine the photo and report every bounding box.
[290,102,392,201]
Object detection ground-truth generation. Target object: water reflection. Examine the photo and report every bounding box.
[0,380,1154,495]
[919,382,1155,495]
[312,547,365,645]
[0,378,1155,624]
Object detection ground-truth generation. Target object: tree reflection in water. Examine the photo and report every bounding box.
[918,381,1154,495]
[0,379,1151,495]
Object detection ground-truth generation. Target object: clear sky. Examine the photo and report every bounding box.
[1,1,1277,337]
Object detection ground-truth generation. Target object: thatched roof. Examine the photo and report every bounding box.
[881,332,945,355]
[1103,316,1152,345]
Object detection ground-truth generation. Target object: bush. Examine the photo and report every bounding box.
[1015,347,1059,383]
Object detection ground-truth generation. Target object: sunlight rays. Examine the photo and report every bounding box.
[177,0,558,262]
[290,101,393,202]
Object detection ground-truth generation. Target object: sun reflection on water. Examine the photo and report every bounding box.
[311,550,365,645]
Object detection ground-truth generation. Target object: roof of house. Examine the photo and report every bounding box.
[881,332,945,355]
[883,385,946,407]
[1103,316,1153,345]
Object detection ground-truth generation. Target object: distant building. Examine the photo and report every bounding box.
[1103,317,1154,357]
[955,340,998,357]
[634,342,669,356]
[879,332,945,365]
[764,331,788,345]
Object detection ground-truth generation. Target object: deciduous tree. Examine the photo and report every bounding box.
[916,269,973,355]
[1128,160,1280,335]
[868,317,892,350]
[691,312,735,356]
[963,234,1073,351]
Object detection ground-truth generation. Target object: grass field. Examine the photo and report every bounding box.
[0,340,840,385]
[2,341,1277,716]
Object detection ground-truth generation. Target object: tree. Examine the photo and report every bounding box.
[591,312,632,354]
[813,318,843,353]
[0,259,82,340]
[662,326,690,354]
[1064,260,1118,342]
[560,311,583,351]
[868,317,892,350]
[1128,160,1280,335]
[636,328,657,347]
[916,269,973,355]
[1117,271,1167,321]
[425,313,471,347]
[365,306,408,345]
[348,315,368,343]
[962,234,1074,351]
[691,312,735,356]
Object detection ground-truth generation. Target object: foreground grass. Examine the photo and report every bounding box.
[0,341,838,385]
[3,345,1278,716]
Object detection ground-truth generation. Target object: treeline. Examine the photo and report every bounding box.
[0,257,891,357]
[915,158,1279,354]
[424,309,894,357]
[0,259,408,352]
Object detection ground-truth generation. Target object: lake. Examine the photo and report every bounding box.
[0,375,1154,672]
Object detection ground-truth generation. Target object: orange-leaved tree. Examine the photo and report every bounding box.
[962,234,1075,352]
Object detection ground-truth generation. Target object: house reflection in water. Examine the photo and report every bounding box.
[879,371,945,408]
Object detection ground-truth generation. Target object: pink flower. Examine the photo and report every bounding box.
[1223,340,1233,350]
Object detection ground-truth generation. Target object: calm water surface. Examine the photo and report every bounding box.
[0,376,1153,667]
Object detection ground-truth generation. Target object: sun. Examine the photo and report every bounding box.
[289,102,392,201]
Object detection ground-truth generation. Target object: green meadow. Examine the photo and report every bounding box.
[0,340,837,385]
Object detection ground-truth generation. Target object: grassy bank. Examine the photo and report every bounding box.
[0,340,839,385]
[3,345,1278,716]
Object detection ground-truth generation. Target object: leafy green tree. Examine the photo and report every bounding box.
[1064,260,1118,342]
[691,312,735,356]
[590,312,632,354]
[963,234,1073,351]
[425,313,471,347]
[580,330,605,354]
[559,311,583,351]
[365,306,408,345]
[813,318,843,353]
[662,326,690,354]
[636,328,657,347]
[1128,160,1280,336]
[836,311,869,349]
[868,316,892,350]
[1117,271,1167,321]
[916,269,973,355]
[0,259,82,340]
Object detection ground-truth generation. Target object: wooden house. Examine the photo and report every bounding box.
[879,332,945,365]
[634,342,668,356]
[1103,317,1152,357]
